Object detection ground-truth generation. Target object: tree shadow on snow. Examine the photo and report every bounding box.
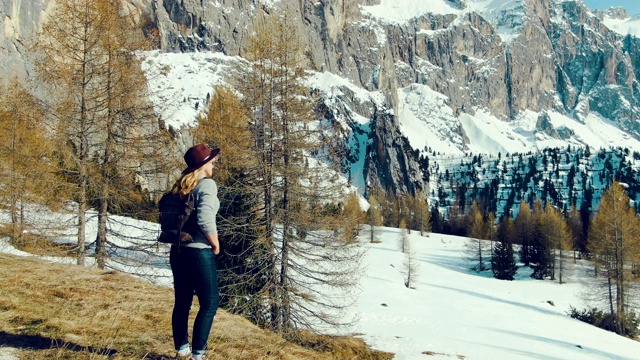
[482,328,638,360]
[421,252,495,279]
[426,283,562,318]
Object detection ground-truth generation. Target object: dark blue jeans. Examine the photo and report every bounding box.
[170,246,219,354]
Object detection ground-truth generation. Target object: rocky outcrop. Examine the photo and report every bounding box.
[546,1,639,133]
[1,0,154,81]
[366,109,425,194]
[600,7,629,20]
[0,0,53,80]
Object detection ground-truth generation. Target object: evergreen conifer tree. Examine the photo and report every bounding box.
[491,217,518,280]
[530,198,552,279]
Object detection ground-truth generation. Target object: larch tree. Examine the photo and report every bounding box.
[540,202,572,283]
[380,190,399,228]
[514,199,534,265]
[566,205,583,262]
[588,182,640,335]
[194,86,268,322]
[91,0,166,269]
[0,79,63,244]
[466,200,487,272]
[34,0,105,265]
[342,192,363,244]
[411,191,431,236]
[236,7,363,334]
[34,0,168,267]
[367,194,383,242]
[391,196,402,228]
[530,198,553,280]
[400,194,411,234]
[402,230,419,289]
[398,218,408,253]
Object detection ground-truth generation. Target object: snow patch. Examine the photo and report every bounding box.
[602,14,640,37]
[307,71,385,110]
[360,0,458,24]
[467,0,526,43]
[397,84,465,155]
[140,50,243,130]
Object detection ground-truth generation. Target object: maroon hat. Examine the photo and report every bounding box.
[182,144,220,175]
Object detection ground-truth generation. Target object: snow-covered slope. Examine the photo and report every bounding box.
[348,228,640,359]
[360,0,526,42]
[360,0,459,23]
[397,83,640,156]
[466,0,527,43]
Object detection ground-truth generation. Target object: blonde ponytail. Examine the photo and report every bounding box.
[170,166,208,198]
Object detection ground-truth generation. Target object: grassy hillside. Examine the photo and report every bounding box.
[0,253,392,360]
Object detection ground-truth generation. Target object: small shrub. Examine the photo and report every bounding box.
[568,306,639,338]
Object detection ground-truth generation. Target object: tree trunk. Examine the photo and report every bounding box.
[95,41,114,270]
[95,184,108,269]
[77,176,87,266]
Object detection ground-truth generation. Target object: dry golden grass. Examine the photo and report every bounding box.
[0,225,75,257]
[0,253,393,360]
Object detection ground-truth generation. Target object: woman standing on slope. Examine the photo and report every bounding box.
[170,144,221,360]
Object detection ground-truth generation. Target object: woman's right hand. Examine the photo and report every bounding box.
[207,233,220,255]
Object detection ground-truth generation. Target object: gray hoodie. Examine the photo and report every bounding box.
[184,177,220,249]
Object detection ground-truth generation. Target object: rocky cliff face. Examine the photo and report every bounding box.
[0,0,53,79]
[148,0,640,193]
[3,0,640,196]
[0,0,154,80]
[548,1,640,132]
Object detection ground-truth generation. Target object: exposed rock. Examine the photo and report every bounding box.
[600,7,629,20]
[536,112,556,138]
[0,0,53,81]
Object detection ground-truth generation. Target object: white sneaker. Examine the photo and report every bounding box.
[176,345,191,359]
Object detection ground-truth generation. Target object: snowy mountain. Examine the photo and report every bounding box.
[601,10,640,38]
[586,0,640,16]
[3,0,640,198]
[132,0,640,199]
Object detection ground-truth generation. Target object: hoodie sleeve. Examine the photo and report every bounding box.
[195,178,220,236]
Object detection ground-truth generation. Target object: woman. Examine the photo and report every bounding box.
[170,143,221,360]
